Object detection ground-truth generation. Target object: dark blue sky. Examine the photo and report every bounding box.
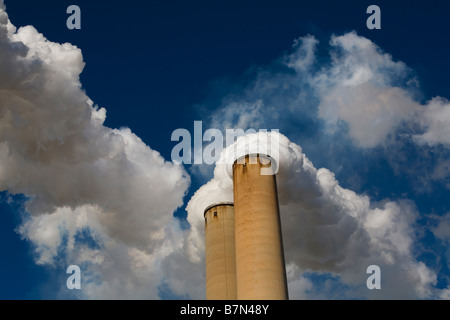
[1,0,450,299]
[6,0,450,159]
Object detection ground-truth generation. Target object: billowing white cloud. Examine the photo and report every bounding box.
[314,32,417,148]
[209,32,450,151]
[414,97,450,146]
[315,33,450,149]
[318,84,420,147]
[0,2,192,299]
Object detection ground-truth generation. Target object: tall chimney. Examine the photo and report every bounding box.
[204,202,237,300]
[232,154,289,300]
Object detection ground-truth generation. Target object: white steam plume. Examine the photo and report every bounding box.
[198,33,450,299]
[187,131,438,299]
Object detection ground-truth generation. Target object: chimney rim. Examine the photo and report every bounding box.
[233,153,274,164]
[203,202,234,217]
[229,153,278,177]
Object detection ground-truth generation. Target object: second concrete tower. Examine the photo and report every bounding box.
[204,203,237,300]
[232,154,288,300]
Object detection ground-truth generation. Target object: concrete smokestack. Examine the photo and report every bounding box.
[233,154,289,300]
[204,203,237,300]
